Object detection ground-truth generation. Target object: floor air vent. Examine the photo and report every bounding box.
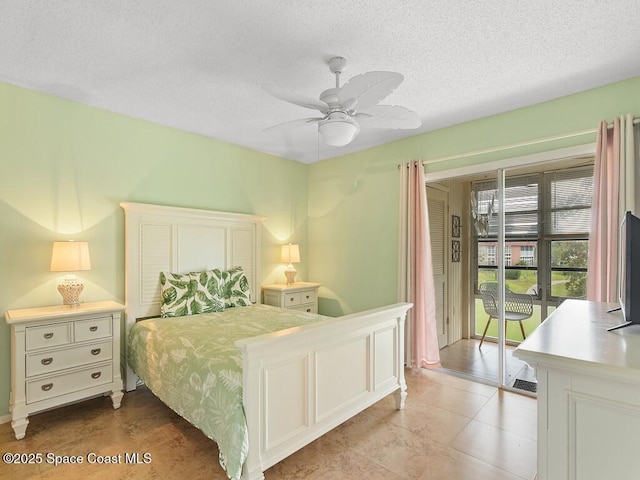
[513,379,537,393]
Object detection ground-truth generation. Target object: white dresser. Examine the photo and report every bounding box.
[513,299,640,480]
[262,282,321,313]
[5,300,125,439]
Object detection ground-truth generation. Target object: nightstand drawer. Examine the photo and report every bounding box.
[74,316,112,342]
[283,292,303,307]
[282,291,316,308]
[26,363,113,404]
[289,304,315,313]
[25,323,71,351]
[299,290,316,305]
[26,341,113,377]
[262,283,321,314]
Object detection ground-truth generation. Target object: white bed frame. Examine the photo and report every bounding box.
[121,202,411,480]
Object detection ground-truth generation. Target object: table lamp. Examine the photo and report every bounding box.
[50,240,91,306]
[280,243,300,285]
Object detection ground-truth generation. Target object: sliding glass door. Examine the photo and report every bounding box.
[471,165,593,390]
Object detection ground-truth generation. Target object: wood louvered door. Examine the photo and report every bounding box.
[426,186,449,348]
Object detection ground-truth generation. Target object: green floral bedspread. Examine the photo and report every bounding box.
[127,304,324,480]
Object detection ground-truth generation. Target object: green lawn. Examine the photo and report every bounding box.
[478,269,568,295]
[474,270,571,341]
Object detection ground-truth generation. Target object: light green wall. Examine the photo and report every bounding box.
[0,83,308,417]
[308,76,640,316]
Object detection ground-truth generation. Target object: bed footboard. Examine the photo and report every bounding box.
[235,302,411,480]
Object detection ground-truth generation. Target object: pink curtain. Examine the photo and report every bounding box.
[587,119,621,302]
[398,161,441,368]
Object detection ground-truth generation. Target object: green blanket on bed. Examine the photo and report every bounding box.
[127,304,324,480]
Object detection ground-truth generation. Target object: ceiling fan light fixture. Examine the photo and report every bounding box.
[264,57,418,149]
[318,113,359,147]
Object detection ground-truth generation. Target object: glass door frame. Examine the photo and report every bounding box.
[496,169,507,388]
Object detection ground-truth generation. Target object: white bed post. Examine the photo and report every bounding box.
[239,350,265,480]
[124,325,140,392]
[394,313,407,410]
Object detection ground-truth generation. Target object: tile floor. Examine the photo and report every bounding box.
[0,369,537,480]
[438,339,537,390]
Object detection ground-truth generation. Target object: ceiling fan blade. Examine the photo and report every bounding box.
[356,105,422,129]
[263,117,322,132]
[263,84,329,113]
[337,71,404,112]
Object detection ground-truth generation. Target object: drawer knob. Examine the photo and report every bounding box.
[44,333,54,339]
[41,383,53,391]
[306,308,311,312]
[91,348,101,356]
[89,326,98,332]
[91,372,102,379]
[41,358,53,366]
[306,295,310,299]
[290,297,295,302]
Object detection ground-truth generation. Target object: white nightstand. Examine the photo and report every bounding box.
[262,282,321,313]
[5,300,125,440]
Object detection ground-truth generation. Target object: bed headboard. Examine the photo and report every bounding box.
[121,202,265,323]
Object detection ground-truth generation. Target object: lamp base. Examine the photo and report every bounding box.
[57,279,84,306]
[284,267,297,285]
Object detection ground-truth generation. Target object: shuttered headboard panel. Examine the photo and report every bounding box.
[121,202,264,391]
[121,202,265,322]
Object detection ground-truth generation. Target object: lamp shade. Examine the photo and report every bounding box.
[318,113,359,147]
[280,244,300,264]
[50,241,91,272]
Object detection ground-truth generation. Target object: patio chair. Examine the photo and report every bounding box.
[478,282,533,349]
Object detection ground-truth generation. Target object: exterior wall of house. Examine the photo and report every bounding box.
[479,242,537,266]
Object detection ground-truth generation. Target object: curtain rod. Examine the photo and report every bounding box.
[606,116,640,128]
[412,116,640,167]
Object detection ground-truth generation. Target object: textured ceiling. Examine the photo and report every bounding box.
[1,1,639,163]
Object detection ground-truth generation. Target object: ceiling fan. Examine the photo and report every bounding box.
[263,57,421,147]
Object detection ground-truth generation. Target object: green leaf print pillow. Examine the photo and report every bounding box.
[219,266,253,307]
[160,272,198,317]
[189,270,226,313]
[160,270,226,317]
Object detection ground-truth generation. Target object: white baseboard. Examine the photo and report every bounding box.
[0,414,11,425]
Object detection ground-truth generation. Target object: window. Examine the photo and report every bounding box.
[473,166,593,301]
[519,245,536,266]
[544,169,593,300]
[481,244,496,265]
[473,174,539,295]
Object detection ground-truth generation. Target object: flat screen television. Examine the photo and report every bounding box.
[607,211,640,332]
